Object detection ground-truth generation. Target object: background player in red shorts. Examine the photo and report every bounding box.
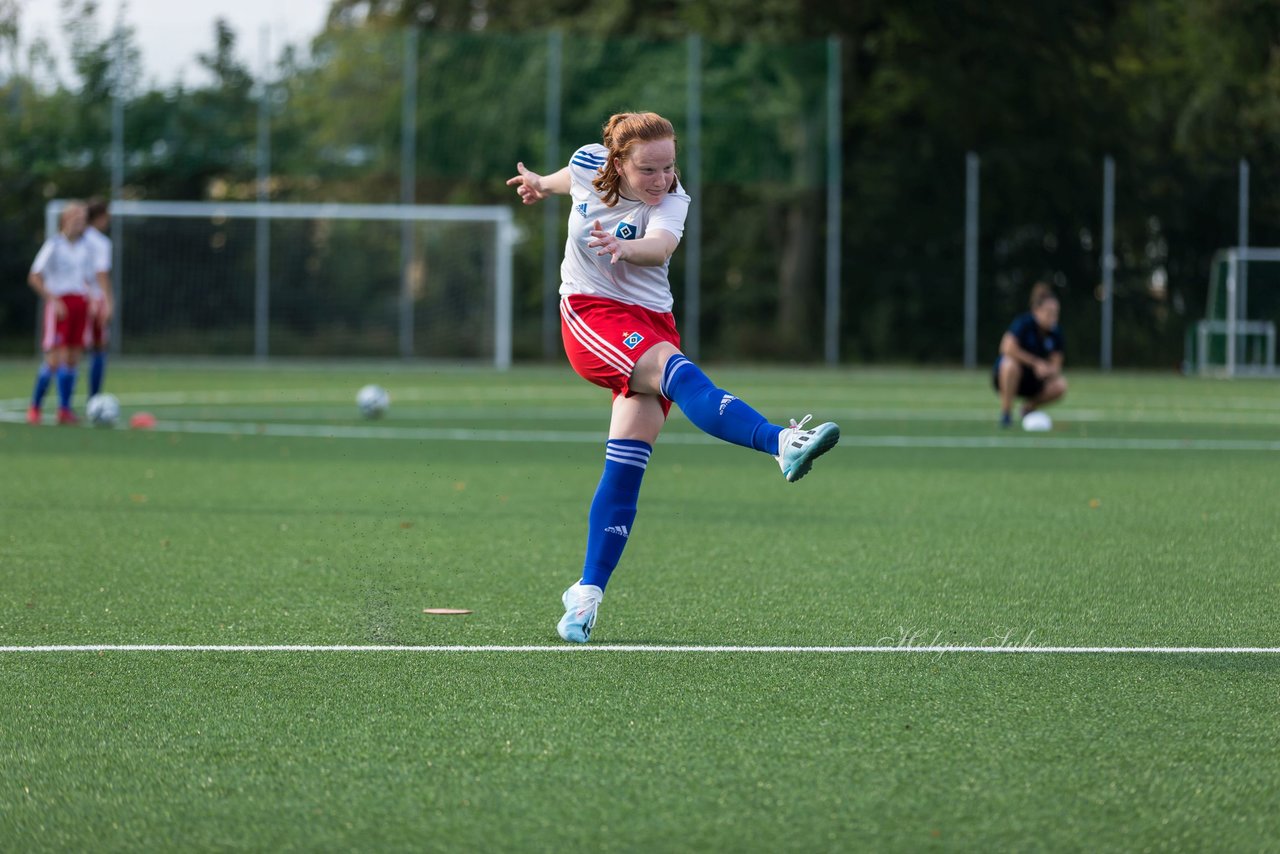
[27,201,93,425]
[83,197,115,400]
[508,112,841,643]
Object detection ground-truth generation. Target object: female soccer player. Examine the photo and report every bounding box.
[507,112,840,643]
[83,198,115,400]
[27,201,93,425]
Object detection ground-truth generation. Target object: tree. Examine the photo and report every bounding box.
[3,0,1278,363]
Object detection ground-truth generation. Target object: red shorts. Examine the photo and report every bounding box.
[85,295,109,349]
[42,294,89,352]
[560,294,681,415]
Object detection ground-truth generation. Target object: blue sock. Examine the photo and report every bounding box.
[661,355,782,454]
[89,351,106,397]
[56,365,77,410]
[32,364,52,408]
[580,439,651,592]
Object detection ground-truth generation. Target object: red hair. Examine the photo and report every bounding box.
[591,112,679,207]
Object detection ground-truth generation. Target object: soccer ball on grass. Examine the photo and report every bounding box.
[86,393,120,427]
[1021,410,1052,432]
[356,384,390,418]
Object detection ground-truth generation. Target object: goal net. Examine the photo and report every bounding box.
[44,200,515,367]
[1191,247,1280,377]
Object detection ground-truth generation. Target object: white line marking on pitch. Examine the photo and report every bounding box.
[2,644,1279,654]
[4,390,1278,451]
[3,409,1276,452]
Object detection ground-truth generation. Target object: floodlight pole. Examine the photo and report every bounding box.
[1100,156,1115,372]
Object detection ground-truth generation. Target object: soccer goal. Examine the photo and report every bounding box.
[44,200,515,368]
[1190,247,1280,377]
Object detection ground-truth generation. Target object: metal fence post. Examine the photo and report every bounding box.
[824,37,842,366]
[1236,158,1250,372]
[963,152,979,369]
[684,34,702,361]
[1100,155,1115,371]
[254,24,272,363]
[399,26,419,359]
[542,30,563,359]
[110,27,125,355]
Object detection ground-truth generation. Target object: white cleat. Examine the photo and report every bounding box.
[775,414,841,483]
[557,581,604,643]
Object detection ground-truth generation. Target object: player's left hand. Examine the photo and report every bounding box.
[588,220,624,264]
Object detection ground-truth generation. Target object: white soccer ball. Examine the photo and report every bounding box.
[1021,410,1053,432]
[356,384,390,418]
[86,393,120,427]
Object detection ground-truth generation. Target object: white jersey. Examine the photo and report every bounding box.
[83,226,112,298]
[29,234,93,297]
[559,143,690,313]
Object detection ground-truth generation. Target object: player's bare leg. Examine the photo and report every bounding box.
[996,356,1022,427]
[1024,376,1067,414]
[632,342,839,482]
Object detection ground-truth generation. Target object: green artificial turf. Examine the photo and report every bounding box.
[2,361,1278,851]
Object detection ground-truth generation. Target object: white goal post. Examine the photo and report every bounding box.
[45,200,516,368]
[1196,246,1280,378]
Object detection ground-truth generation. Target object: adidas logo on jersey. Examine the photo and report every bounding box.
[604,524,630,538]
[576,202,588,218]
[719,393,736,415]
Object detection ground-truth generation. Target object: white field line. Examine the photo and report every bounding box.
[16,402,1280,426]
[5,389,1280,421]
[836,435,1280,451]
[4,411,1277,451]
[2,644,1279,654]
[3,390,1278,447]
[5,385,1280,414]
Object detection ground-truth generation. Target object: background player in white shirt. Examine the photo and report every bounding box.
[508,112,841,643]
[83,198,115,400]
[27,201,94,424]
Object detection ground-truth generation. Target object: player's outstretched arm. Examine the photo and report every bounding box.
[507,162,570,205]
[588,223,678,267]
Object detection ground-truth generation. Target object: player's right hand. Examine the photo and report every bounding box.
[52,297,66,319]
[506,162,548,205]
